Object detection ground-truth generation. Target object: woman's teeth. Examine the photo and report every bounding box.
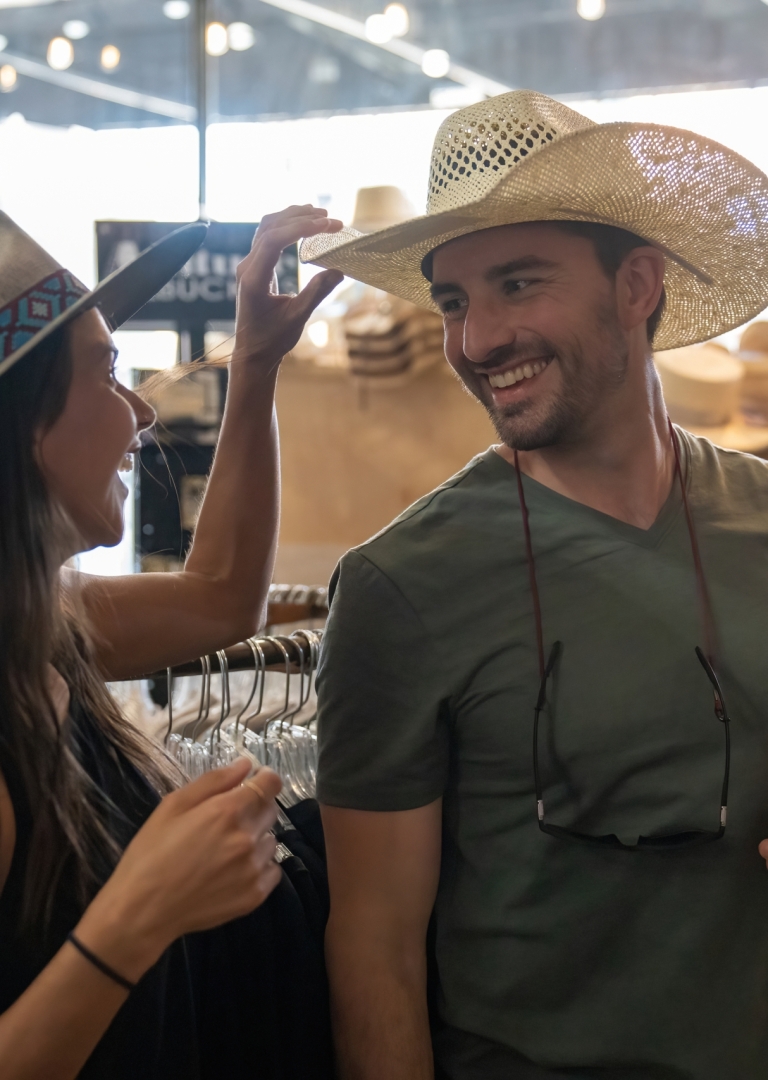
[488,359,549,388]
[118,454,134,474]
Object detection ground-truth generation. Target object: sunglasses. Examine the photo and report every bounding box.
[532,640,731,850]
[516,419,730,852]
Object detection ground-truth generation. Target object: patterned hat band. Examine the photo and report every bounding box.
[0,269,89,364]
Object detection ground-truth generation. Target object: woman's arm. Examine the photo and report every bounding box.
[69,206,342,680]
[0,759,283,1080]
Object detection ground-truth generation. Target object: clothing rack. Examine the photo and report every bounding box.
[121,631,322,684]
[266,583,328,627]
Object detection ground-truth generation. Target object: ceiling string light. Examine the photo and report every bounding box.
[364,2,410,44]
[163,1,191,18]
[100,44,121,71]
[62,20,90,40]
[577,0,606,20]
[227,22,256,51]
[47,37,74,71]
[384,3,409,37]
[364,13,392,44]
[308,54,340,83]
[0,63,17,91]
[421,47,450,78]
[206,22,229,56]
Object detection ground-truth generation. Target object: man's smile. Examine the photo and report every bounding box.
[477,355,554,403]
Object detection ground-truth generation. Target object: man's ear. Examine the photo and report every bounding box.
[615,246,665,335]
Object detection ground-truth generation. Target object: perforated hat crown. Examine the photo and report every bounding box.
[301,89,768,351]
[426,92,593,213]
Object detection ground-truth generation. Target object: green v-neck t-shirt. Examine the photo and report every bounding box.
[316,430,768,1079]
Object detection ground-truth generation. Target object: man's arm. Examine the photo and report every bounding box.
[321,799,442,1080]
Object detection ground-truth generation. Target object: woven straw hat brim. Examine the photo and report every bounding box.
[0,221,209,378]
[301,121,768,352]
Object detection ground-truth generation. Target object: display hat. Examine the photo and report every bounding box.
[300,89,768,352]
[655,343,768,455]
[350,186,417,234]
[0,212,208,378]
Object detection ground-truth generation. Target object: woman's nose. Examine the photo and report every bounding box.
[124,385,156,432]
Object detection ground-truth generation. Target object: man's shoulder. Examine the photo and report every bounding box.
[681,428,768,508]
[358,447,501,554]
[331,447,505,600]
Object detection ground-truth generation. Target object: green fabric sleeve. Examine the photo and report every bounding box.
[315,548,450,811]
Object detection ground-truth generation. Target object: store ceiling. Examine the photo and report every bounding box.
[1,0,768,128]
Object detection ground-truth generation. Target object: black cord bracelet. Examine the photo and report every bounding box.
[66,932,137,992]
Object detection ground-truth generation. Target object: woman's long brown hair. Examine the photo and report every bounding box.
[0,322,178,930]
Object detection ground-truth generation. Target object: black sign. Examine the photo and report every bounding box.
[95,221,299,329]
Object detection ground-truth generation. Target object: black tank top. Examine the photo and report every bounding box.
[0,703,334,1079]
[0,703,201,1078]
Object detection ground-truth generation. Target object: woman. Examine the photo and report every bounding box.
[0,204,343,1078]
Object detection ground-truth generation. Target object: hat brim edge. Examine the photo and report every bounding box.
[300,120,768,351]
[0,221,209,378]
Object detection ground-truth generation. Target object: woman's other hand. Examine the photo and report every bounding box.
[74,759,283,983]
[232,204,344,370]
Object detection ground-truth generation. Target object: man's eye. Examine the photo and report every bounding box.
[440,297,466,316]
[505,278,532,293]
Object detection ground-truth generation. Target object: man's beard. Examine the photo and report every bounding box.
[461,300,629,451]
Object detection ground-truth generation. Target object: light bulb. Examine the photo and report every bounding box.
[384,3,409,37]
[100,44,121,71]
[47,37,74,71]
[227,22,256,51]
[163,1,191,18]
[206,22,229,56]
[0,35,8,53]
[577,0,606,20]
[308,55,340,84]
[365,13,392,44]
[307,320,330,348]
[63,20,90,40]
[421,48,450,79]
[0,64,17,91]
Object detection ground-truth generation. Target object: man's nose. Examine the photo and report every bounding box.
[462,298,516,365]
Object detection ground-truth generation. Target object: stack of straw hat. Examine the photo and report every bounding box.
[342,187,445,388]
[655,342,768,454]
[735,321,768,423]
[343,290,444,385]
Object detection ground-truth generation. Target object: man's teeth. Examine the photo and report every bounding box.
[118,454,134,474]
[488,359,549,388]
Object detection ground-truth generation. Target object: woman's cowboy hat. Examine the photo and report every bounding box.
[0,213,208,378]
[300,90,768,352]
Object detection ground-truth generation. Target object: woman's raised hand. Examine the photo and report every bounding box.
[74,759,283,983]
[232,204,344,371]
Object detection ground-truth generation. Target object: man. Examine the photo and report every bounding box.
[300,91,768,1079]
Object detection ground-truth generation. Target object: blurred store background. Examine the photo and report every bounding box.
[4,0,768,587]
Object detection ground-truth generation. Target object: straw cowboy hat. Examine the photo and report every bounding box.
[0,213,208,378]
[300,90,768,352]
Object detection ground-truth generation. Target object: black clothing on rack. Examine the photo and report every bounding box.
[284,798,326,860]
[0,703,333,1079]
